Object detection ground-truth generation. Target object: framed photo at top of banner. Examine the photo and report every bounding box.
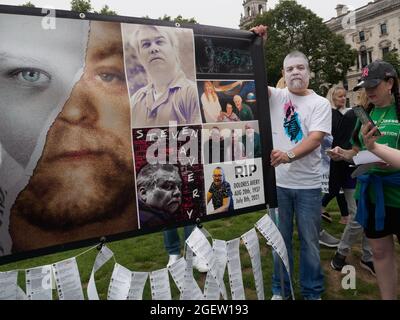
[0,4,276,264]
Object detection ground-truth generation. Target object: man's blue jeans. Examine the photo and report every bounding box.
[163,225,195,255]
[272,187,324,299]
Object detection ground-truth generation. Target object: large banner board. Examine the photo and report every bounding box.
[0,5,276,264]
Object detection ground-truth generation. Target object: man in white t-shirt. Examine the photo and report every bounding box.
[267,50,331,300]
[246,24,334,299]
[268,51,331,300]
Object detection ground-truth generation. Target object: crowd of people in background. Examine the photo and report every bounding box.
[160,25,400,300]
[252,25,400,300]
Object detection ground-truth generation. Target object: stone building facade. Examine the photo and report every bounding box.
[326,0,400,106]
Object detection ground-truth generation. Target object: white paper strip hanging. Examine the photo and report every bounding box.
[16,286,28,300]
[127,271,148,300]
[168,256,187,293]
[204,239,227,300]
[186,227,227,299]
[0,270,18,300]
[107,263,132,300]
[26,265,53,300]
[179,247,204,300]
[88,246,114,300]
[255,212,294,298]
[52,258,84,300]
[149,268,171,300]
[226,238,245,300]
[241,228,264,300]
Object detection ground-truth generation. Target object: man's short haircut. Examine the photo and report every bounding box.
[137,163,180,190]
[213,166,225,177]
[131,25,181,66]
[233,95,242,102]
[283,51,310,71]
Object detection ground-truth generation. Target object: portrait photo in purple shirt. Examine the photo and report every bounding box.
[122,24,201,128]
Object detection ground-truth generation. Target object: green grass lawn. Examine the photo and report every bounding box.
[1,199,399,300]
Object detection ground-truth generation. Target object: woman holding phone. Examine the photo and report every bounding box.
[329,60,400,300]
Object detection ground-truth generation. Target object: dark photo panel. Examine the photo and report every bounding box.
[195,36,254,75]
[202,121,262,165]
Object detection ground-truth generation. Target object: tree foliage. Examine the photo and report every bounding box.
[70,0,92,13]
[70,1,117,16]
[21,1,35,7]
[249,0,357,95]
[383,50,400,78]
[96,5,117,16]
[159,14,198,24]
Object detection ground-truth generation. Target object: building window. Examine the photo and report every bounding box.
[247,7,251,17]
[343,78,348,91]
[368,51,372,64]
[359,31,365,42]
[382,47,390,57]
[360,50,368,68]
[380,23,387,35]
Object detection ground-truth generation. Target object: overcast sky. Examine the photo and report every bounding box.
[0,0,372,28]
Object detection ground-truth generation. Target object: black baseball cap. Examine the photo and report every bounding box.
[353,60,398,91]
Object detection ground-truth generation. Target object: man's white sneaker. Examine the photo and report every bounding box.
[319,229,340,248]
[271,294,283,300]
[167,254,181,268]
[193,256,209,273]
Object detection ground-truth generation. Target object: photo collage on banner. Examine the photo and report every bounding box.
[122,23,205,230]
[195,35,265,216]
[0,9,267,259]
[122,23,266,227]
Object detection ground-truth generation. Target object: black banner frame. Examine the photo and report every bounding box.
[0,4,276,265]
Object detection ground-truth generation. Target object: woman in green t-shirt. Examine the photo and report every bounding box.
[328,60,400,300]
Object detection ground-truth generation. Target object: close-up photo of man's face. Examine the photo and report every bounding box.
[144,168,182,215]
[0,14,88,168]
[136,26,178,76]
[10,21,136,232]
[212,168,224,186]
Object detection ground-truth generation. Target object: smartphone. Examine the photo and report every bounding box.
[352,106,382,136]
